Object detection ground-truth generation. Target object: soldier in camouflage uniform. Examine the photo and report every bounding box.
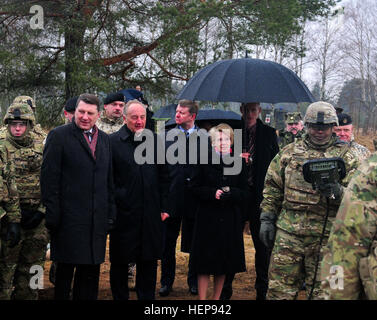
[278,112,304,149]
[333,113,370,161]
[259,101,360,300]
[11,96,47,145]
[0,102,48,300]
[96,92,125,134]
[321,152,377,300]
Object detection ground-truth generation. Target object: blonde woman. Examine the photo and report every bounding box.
[190,124,249,300]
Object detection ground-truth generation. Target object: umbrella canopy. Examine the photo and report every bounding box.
[118,88,143,102]
[176,58,315,104]
[152,103,177,120]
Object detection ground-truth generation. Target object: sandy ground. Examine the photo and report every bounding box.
[39,232,257,300]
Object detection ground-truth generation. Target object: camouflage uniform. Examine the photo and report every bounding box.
[278,112,304,149]
[96,112,124,134]
[261,102,360,300]
[0,103,48,300]
[0,96,47,145]
[321,152,377,300]
[350,140,371,161]
[0,145,21,250]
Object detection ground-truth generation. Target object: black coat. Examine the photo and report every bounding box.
[109,125,167,263]
[41,121,116,265]
[189,152,249,275]
[245,118,279,212]
[163,126,211,253]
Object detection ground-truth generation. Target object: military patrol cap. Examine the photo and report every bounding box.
[65,96,78,112]
[4,102,36,126]
[337,113,352,126]
[285,112,302,124]
[104,92,125,105]
[304,101,338,126]
[13,95,36,110]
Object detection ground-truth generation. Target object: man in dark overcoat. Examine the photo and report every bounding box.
[221,102,279,300]
[41,93,116,300]
[158,100,210,297]
[109,99,168,300]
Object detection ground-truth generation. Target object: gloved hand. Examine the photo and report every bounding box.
[259,212,277,249]
[318,183,343,200]
[220,190,232,201]
[6,223,21,248]
[21,211,44,230]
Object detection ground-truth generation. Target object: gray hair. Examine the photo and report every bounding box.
[123,99,147,116]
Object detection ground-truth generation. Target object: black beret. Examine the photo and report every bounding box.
[104,92,124,105]
[65,97,78,112]
[337,113,352,126]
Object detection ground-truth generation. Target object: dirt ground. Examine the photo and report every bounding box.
[39,232,257,300]
[38,133,377,301]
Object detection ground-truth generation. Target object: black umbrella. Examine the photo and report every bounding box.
[152,103,177,120]
[176,58,315,103]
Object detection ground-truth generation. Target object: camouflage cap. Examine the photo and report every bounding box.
[13,95,36,110]
[4,102,36,126]
[304,101,338,126]
[285,112,302,124]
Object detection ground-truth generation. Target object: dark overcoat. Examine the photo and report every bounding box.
[247,118,279,213]
[189,152,249,275]
[109,125,166,263]
[163,126,211,253]
[41,121,116,265]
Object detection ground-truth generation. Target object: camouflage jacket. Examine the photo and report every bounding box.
[0,144,21,222]
[350,140,371,162]
[96,112,124,134]
[261,134,360,237]
[321,152,377,299]
[278,129,304,149]
[0,133,44,213]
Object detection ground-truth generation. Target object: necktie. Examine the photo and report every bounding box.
[85,131,93,142]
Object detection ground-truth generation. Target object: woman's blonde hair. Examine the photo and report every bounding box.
[210,123,234,145]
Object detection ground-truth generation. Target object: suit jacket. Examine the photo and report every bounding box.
[163,125,211,252]
[41,121,116,265]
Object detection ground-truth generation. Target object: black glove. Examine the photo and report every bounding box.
[220,190,232,201]
[6,223,21,248]
[259,212,277,249]
[318,183,343,200]
[21,210,45,230]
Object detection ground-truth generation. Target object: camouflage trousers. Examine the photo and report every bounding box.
[0,219,49,300]
[267,228,328,300]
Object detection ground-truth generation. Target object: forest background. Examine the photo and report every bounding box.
[0,0,376,134]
